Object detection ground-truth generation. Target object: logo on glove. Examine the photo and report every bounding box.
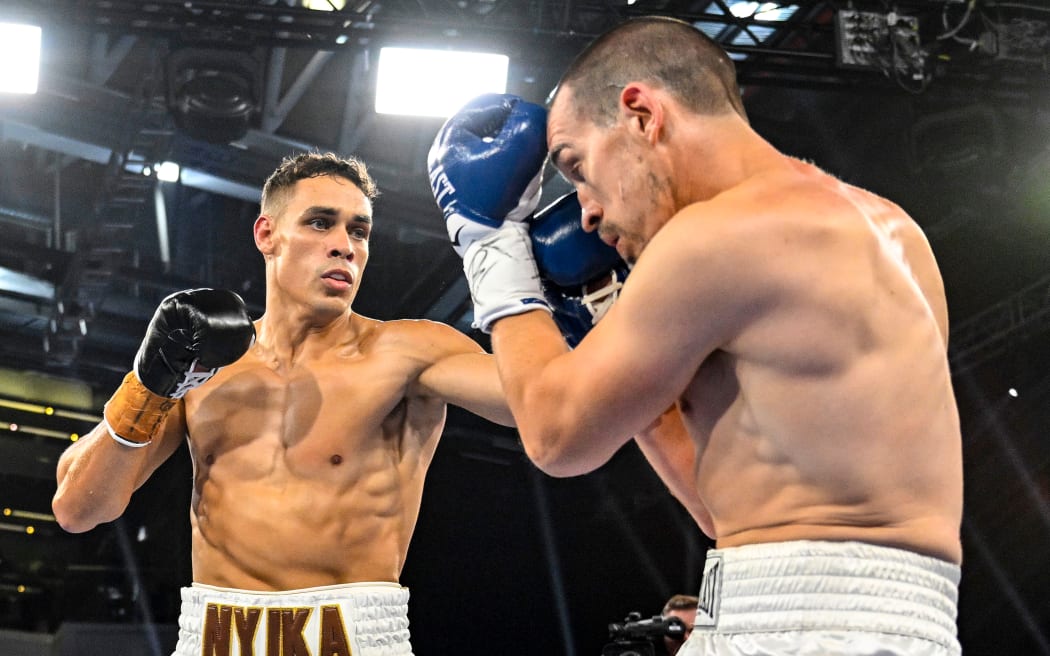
[428,164,457,218]
[451,225,466,249]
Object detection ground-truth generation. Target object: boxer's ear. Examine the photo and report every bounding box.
[254,215,275,256]
[620,82,663,146]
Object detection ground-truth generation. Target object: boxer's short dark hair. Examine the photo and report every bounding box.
[553,16,747,126]
[261,152,379,216]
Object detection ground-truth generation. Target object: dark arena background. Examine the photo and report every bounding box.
[0,1,1048,655]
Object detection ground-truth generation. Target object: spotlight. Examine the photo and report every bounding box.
[166,48,263,143]
[156,161,181,182]
[375,47,508,117]
[303,0,347,9]
[0,23,40,94]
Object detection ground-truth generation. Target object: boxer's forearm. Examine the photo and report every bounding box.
[52,422,154,532]
[491,310,611,476]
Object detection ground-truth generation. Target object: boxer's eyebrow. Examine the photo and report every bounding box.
[301,206,338,218]
[301,206,372,224]
[549,144,570,173]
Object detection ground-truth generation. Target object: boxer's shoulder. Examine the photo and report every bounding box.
[357,317,485,363]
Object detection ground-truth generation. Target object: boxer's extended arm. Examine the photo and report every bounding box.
[419,352,514,427]
[413,324,515,427]
[52,288,254,533]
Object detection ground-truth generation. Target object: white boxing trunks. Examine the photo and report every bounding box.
[172,581,412,656]
[680,540,961,656]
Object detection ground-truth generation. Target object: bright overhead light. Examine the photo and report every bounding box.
[156,161,181,182]
[730,2,761,17]
[375,47,508,118]
[303,0,346,9]
[727,1,796,19]
[0,23,42,94]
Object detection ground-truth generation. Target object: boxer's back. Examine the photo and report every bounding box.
[678,161,963,563]
[184,316,447,590]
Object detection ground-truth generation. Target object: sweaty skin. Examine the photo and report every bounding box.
[53,175,512,589]
[494,83,962,565]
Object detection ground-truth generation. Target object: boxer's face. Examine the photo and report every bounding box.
[548,86,670,266]
[256,175,372,315]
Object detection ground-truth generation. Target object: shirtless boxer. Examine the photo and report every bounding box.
[428,17,964,656]
[52,152,515,656]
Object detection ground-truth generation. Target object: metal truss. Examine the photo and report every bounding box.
[2,0,1046,97]
[950,272,1050,374]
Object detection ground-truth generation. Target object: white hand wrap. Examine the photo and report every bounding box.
[463,221,551,333]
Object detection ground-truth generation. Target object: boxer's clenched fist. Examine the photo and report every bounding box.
[104,289,255,446]
[427,93,552,332]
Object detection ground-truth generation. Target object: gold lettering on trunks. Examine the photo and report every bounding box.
[202,602,356,656]
[201,604,263,656]
[266,607,313,656]
[319,605,352,656]
[202,603,232,656]
[234,607,262,656]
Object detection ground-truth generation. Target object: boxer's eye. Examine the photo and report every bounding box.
[566,162,584,184]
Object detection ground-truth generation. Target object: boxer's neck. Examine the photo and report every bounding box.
[254,308,364,366]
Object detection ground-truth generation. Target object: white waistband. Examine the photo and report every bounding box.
[694,541,960,651]
[173,582,412,656]
[185,581,409,604]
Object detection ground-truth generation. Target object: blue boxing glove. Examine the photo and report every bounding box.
[428,93,548,256]
[531,192,629,347]
[427,93,552,332]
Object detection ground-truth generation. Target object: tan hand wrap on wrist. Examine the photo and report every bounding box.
[103,372,179,447]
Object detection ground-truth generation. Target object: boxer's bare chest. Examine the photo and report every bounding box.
[184,348,420,469]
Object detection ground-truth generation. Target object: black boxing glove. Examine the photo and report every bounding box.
[104,289,255,447]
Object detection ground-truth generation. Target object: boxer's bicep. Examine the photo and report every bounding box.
[569,244,727,430]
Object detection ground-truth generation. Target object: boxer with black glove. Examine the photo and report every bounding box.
[56,151,516,656]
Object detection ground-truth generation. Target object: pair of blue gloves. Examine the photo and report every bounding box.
[427,94,628,347]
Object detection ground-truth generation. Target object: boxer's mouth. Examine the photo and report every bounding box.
[322,269,353,288]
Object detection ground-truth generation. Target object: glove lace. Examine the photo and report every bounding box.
[581,269,626,325]
[170,359,218,399]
